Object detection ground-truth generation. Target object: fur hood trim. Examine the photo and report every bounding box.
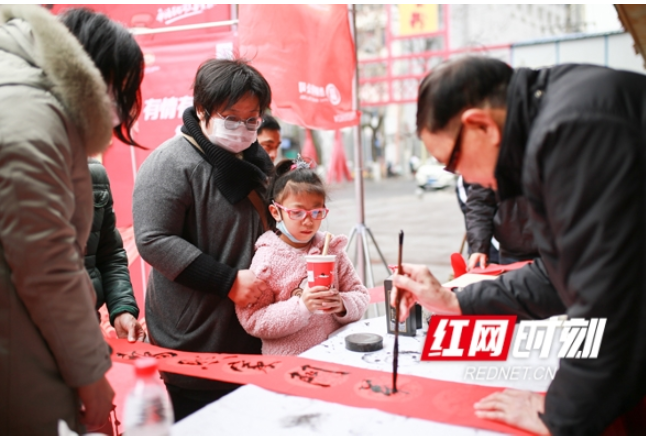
[0,5,112,155]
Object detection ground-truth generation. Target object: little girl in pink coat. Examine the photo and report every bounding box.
[236,158,369,355]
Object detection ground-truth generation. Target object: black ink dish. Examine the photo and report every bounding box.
[345,333,383,352]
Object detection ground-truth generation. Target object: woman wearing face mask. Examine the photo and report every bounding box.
[132,59,274,421]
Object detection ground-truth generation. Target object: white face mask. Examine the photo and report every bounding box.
[204,118,257,154]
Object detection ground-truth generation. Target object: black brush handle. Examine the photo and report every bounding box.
[392,230,404,393]
[393,301,400,393]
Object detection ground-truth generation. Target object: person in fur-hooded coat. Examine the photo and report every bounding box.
[0,5,115,435]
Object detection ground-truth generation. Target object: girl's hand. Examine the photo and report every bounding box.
[320,288,346,316]
[301,285,335,313]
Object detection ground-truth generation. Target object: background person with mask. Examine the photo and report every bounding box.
[133,59,274,421]
[256,114,282,163]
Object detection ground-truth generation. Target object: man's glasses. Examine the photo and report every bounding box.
[443,125,463,174]
[206,110,263,131]
[273,202,329,220]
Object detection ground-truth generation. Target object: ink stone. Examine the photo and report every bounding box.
[345,333,383,352]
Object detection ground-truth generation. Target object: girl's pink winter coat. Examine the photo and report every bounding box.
[236,231,369,355]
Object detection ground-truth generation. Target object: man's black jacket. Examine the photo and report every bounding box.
[85,159,139,325]
[458,64,646,434]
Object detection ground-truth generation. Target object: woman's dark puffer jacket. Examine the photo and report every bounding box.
[85,158,139,325]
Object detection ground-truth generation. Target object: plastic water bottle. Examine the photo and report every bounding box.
[123,358,174,436]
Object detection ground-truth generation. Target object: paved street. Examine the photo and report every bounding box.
[322,175,465,289]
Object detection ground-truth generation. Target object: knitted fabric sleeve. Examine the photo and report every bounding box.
[175,253,237,298]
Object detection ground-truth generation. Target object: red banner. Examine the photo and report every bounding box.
[48,5,235,229]
[51,5,237,314]
[239,5,360,130]
[48,4,231,33]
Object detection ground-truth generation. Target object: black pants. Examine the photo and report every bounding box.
[165,383,237,422]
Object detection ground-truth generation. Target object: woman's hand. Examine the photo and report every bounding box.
[468,252,488,271]
[78,375,115,428]
[474,389,550,435]
[390,263,461,321]
[229,269,268,308]
[113,312,145,342]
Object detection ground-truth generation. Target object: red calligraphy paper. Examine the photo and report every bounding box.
[108,339,533,435]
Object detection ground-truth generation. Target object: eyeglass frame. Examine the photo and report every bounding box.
[443,124,463,175]
[273,201,329,221]
[205,109,263,131]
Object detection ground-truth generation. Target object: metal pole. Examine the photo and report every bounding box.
[346,5,390,291]
[350,4,366,284]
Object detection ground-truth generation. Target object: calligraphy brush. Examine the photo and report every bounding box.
[393,230,403,394]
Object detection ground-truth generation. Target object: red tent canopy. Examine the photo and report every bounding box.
[238,4,360,131]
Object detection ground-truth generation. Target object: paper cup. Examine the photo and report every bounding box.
[306,255,336,288]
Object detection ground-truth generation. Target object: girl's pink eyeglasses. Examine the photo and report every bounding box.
[273,201,329,220]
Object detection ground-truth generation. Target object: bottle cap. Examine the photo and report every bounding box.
[134,358,158,377]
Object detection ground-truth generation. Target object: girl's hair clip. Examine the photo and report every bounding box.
[290,154,316,171]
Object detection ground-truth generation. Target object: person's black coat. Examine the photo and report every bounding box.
[85,159,139,325]
[457,64,646,434]
[465,184,538,261]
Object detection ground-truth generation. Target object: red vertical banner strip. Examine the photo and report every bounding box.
[301,130,319,164]
[239,5,360,130]
[327,130,353,183]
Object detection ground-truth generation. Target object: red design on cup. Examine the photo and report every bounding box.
[306,255,336,288]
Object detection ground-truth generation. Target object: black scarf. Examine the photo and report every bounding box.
[181,107,274,205]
